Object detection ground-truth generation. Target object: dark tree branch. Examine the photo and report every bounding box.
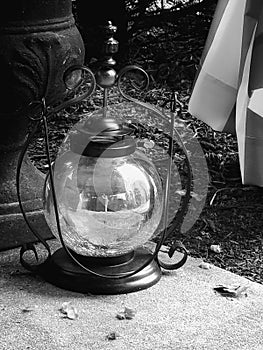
[128,0,217,37]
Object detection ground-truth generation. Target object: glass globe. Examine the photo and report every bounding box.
[43,117,163,257]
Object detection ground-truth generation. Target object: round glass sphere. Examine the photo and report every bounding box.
[43,147,163,257]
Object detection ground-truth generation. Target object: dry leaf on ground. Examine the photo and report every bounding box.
[59,301,78,320]
[105,332,120,340]
[116,307,136,320]
[210,244,222,254]
[214,284,249,298]
[21,306,36,313]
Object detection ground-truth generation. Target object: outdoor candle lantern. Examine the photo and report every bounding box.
[17,21,191,294]
[44,117,164,258]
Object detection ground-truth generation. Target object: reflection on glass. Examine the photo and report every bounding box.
[44,149,163,257]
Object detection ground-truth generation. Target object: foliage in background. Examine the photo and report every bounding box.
[125,0,217,36]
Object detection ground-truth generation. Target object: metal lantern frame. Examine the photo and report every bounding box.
[16,21,191,294]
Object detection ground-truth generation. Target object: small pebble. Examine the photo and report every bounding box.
[210,244,222,254]
[199,262,211,270]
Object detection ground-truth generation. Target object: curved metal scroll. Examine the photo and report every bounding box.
[117,65,150,103]
[49,65,96,115]
[158,241,188,270]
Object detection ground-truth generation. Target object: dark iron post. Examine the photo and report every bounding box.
[0,0,85,250]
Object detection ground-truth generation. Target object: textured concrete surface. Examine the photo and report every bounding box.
[0,239,263,350]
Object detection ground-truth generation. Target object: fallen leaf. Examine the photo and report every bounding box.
[199,262,211,270]
[214,284,249,298]
[66,307,78,320]
[59,301,78,320]
[21,306,36,313]
[210,244,222,254]
[116,312,126,320]
[105,332,120,340]
[60,301,70,314]
[116,307,136,320]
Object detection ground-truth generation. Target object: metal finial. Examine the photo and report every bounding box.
[96,21,119,96]
[101,20,119,65]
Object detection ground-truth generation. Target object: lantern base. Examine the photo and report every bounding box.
[39,247,162,295]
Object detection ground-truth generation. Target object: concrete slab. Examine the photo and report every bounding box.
[0,239,263,350]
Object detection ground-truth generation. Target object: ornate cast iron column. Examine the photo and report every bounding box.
[0,0,85,250]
